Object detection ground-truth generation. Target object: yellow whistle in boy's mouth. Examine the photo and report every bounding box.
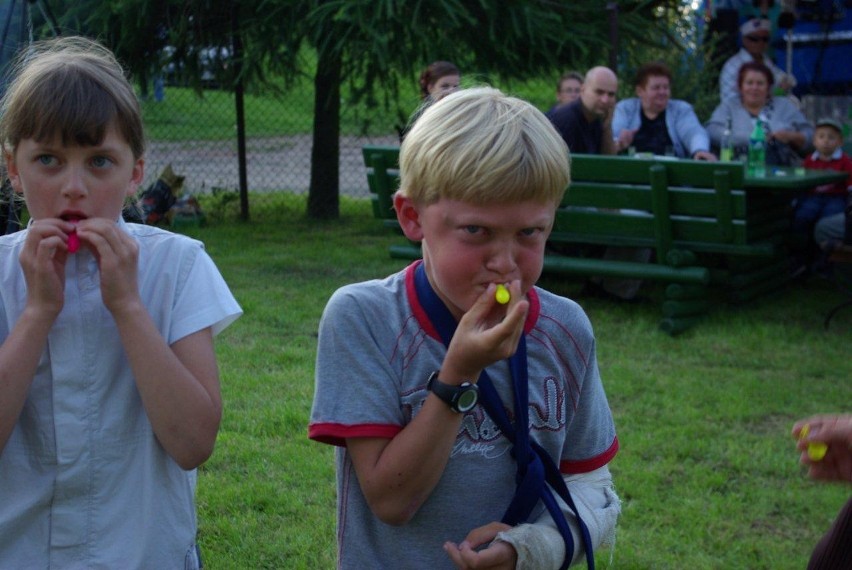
[495,284,510,305]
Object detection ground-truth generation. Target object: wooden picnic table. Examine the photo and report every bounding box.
[363,146,850,334]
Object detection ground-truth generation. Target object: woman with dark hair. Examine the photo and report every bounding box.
[612,61,715,160]
[418,60,460,102]
[706,61,812,164]
[399,61,461,141]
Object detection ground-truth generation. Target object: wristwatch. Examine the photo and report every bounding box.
[426,370,479,413]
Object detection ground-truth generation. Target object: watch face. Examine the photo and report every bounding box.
[456,389,478,412]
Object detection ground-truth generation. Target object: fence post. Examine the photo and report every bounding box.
[232,1,249,221]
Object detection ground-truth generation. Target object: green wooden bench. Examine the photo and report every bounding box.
[362,146,792,334]
[363,145,422,259]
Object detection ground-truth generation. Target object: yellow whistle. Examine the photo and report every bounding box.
[495,284,510,305]
[799,424,828,461]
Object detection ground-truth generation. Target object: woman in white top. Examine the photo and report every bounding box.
[706,61,813,164]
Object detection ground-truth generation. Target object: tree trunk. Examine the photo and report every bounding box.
[307,45,342,220]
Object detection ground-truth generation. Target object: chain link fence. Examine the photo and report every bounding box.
[140,82,403,224]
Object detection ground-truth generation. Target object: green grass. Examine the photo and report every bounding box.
[184,197,850,569]
[141,86,315,141]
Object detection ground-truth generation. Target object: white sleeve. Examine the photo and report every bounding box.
[495,465,621,569]
[719,58,739,102]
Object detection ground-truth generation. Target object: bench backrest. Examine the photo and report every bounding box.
[362,147,778,260]
[562,154,779,261]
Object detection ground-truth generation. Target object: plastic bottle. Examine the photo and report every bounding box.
[747,119,766,177]
[720,117,734,162]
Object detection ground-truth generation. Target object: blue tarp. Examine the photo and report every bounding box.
[705,1,852,95]
[773,4,852,95]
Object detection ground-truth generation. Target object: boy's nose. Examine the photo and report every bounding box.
[486,242,518,275]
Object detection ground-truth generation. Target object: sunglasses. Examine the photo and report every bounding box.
[745,35,770,43]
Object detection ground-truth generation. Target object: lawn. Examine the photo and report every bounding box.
[185,197,850,569]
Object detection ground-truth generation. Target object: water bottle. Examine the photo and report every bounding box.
[747,119,766,177]
[720,118,734,162]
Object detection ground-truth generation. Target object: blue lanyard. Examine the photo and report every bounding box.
[413,263,594,570]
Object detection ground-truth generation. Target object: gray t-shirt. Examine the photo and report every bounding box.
[309,262,618,569]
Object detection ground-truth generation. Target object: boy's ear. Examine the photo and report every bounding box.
[394,193,425,242]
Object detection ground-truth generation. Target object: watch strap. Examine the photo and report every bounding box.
[427,370,478,412]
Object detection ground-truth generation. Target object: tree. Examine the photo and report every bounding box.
[48,0,686,220]
[270,0,686,219]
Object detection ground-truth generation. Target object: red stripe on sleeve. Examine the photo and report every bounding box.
[560,436,619,474]
[308,422,403,447]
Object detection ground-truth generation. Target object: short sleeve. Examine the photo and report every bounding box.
[560,334,619,474]
[309,283,407,446]
[169,246,242,342]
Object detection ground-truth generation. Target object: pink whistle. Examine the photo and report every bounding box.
[67,218,81,253]
[67,230,80,253]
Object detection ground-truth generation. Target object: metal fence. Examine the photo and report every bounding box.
[140,83,400,223]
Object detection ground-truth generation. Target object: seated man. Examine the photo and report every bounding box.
[612,61,716,161]
[546,66,650,301]
[545,66,619,155]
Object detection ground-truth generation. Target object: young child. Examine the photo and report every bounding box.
[0,37,241,567]
[793,118,852,244]
[310,87,620,569]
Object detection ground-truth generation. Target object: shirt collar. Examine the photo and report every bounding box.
[809,148,843,161]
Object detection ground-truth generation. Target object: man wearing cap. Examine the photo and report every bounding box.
[719,17,796,102]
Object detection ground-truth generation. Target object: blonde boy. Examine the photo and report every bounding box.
[310,87,619,569]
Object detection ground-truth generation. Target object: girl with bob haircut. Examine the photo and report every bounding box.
[0,36,241,568]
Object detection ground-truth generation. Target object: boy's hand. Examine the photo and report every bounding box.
[792,414,852,483]
[19,219,74,316]
[75,218,142,314]
[442,281,528,382]
[444,522,517,569]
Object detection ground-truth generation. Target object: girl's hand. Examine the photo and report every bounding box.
[75,218,141,314]
[19,218,75,316]
[792,415,852,483]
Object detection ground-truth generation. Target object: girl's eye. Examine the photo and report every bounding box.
[37,155,55,166]
[91,156,112,168]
